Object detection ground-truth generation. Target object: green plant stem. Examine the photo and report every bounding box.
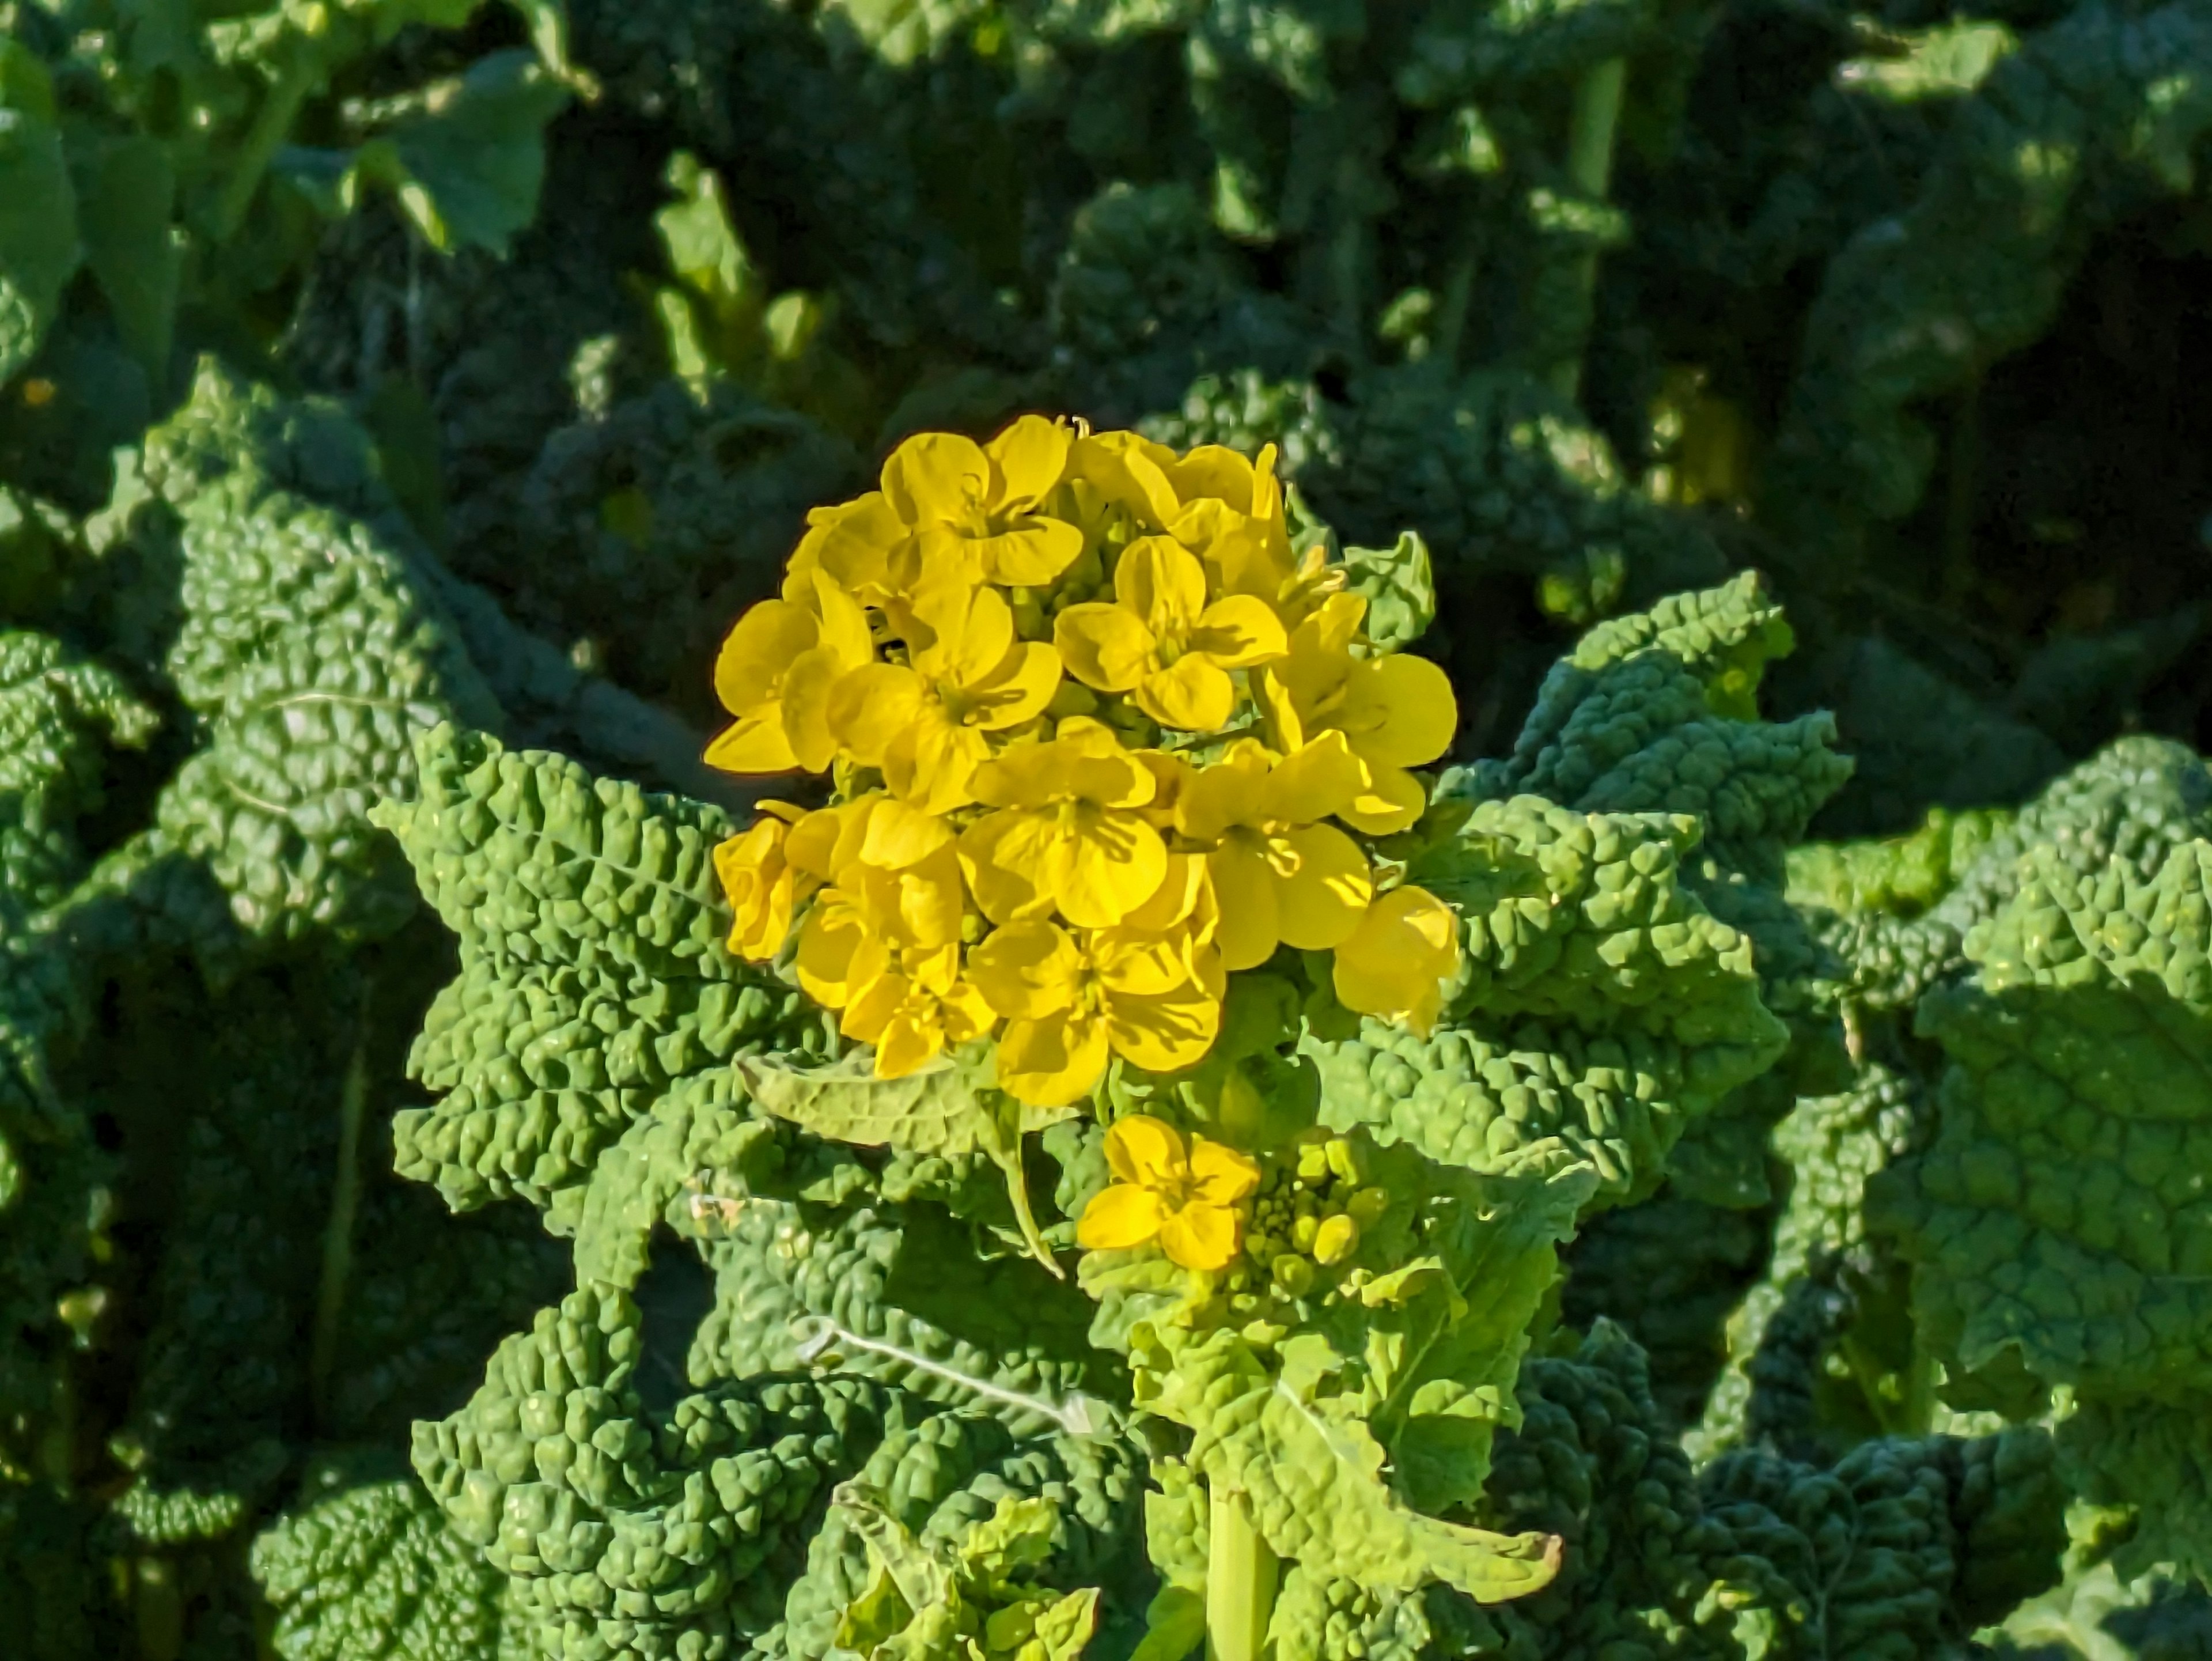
[209,47,326,243]
[309,1032,370,1435]
[1548,56,1627,403]
[1205,1484,1278,1661]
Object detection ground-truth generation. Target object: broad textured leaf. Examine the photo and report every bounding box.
[0,104,77,387]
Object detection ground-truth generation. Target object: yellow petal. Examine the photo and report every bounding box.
[804,569,874,668]
[1116,537,1207,641]
[1162,445,1256,513]
[779,646,858,773]
[885,717,992,814]
[883,431,990,524]
[1253,665,1306,753]
[840,971,907,1046]
[1272,823,1373,951]
[1337,765,1430,836]
[1205,842,1281,973]
[973,720,1153,810]
[1119,852,1210,934]
[987,414,1074,510]
[796,897,870,1009]
[1334,885,1462,1034]
[1105,979,1220,1074]
[786,492,904,601]
[828,663,927,768]
[855,843,966,949]
[1104,1114,1187,1188]
[705,712,802,775]
[998,1011,1112,1107]
[968,921,1082,1020]
[1135,655,1234,733]
[1055,604,1155,694]
[1157,1201,1239,1272]
[958,812,1051,925]
[940,978,997,1047]
[977,517,1084,587]
[1188,1139,1261,1205]
[873,1007,945,1080]
[1067,432,1181,529]
[1188,595,1287,669]
[1059,808,1169,929]
[789,798,875,881]
[714,819,801,960]
[968,641,1065,732]
[1340,654,1459,768]
[1261,731,1368,826]
[858,796,955,868]
[1092,927,1190,998]
[1172,744,1269,843]
[1076,1183,1169,1251]
[713,599,817,716]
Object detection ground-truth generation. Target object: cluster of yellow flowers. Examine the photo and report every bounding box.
[707,417,1463,1110]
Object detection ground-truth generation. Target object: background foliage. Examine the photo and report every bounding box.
[10,0,2212,1654]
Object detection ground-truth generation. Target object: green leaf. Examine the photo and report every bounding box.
[77,135,178,390]
[0,104,79,387]
[736,1050,1072,1273]
[1141,1322,1560,1603]
[1340,531,1434,652]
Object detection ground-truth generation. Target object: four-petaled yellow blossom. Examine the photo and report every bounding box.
[1173,734,1375,971]
[1333,884,1462,1035]
[1075,1115,1259,1270]
[1258,593,1459,834]
[1054,537,1286,732]
[881,416,1084,587]
[707,572,873,774]
[706,414,1467,1092]
[830,574,1060,812]
[713,801,816,959]
[969,913,1221,1107]
[959,720,1168,928]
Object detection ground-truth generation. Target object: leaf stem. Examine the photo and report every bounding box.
[209,46,327,244]
[309,1031,370,1435]
[1548,56,1628,403]
[1205,1484,1278,1661]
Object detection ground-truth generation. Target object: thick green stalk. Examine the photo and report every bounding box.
[209,46,327,243]
[1206,1484,1278,1661]
[309,1034,370,1434]
[1548,56,1628,403]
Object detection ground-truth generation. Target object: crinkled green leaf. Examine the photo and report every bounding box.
[0,100,77,388]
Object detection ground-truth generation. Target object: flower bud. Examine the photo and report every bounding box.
[1291,1214,1320,1252]
[1347,1187,1392,1227]
[1296,1142,1330,1183]
[1313,1213,1359,1265]
[1325,1138,1365,1186]
[1272,1255,1315,1297]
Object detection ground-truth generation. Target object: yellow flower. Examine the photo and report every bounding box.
[1053,537,1286,732]
[781,491,908,605]
[1173,735,1375,971]
[1158,443,1299,607]
[1333,885,1462,1035]
[881,415,1084,587]
[712,802,816,960]
[968,921,1221,1107]
[1074,1115,1259,1270]
[838,942,996,1078]
[1064,430,1183,532]
[706,572,875,774]
[1257,593,1457,834]
[957,719,1168,928]
[828,573,1062,812]
[793,837,968,1010]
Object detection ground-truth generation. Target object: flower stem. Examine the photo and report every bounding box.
[1548,55,1628,403]
[1205,1484,1277,1661]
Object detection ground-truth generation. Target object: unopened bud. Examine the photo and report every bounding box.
[1325,1138,1365,1186]
[1291,1214,1320,1252]
[1296,1142,1330,1183]
[1272,1255,1314,1297]
[1347,1187,1392,1227]
[1313,1213,1360,1266]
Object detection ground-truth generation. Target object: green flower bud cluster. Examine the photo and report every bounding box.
[1241,1136,1392,1296]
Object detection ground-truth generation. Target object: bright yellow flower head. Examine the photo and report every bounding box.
[828,573,1062,813]
[838,941,997,1078]
[1075,1115,1259,1270]
[1332,884,1462,1035]
[959,719,1169,929]
[969,920,1220,1107]
[793,833,968,1013]
[1054,537,1286,733]
[1173,734,1376,971]
[1257,593,1458,834]
[881,416,1084,587]
[706,571,874,774]
[713,802,816,960]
